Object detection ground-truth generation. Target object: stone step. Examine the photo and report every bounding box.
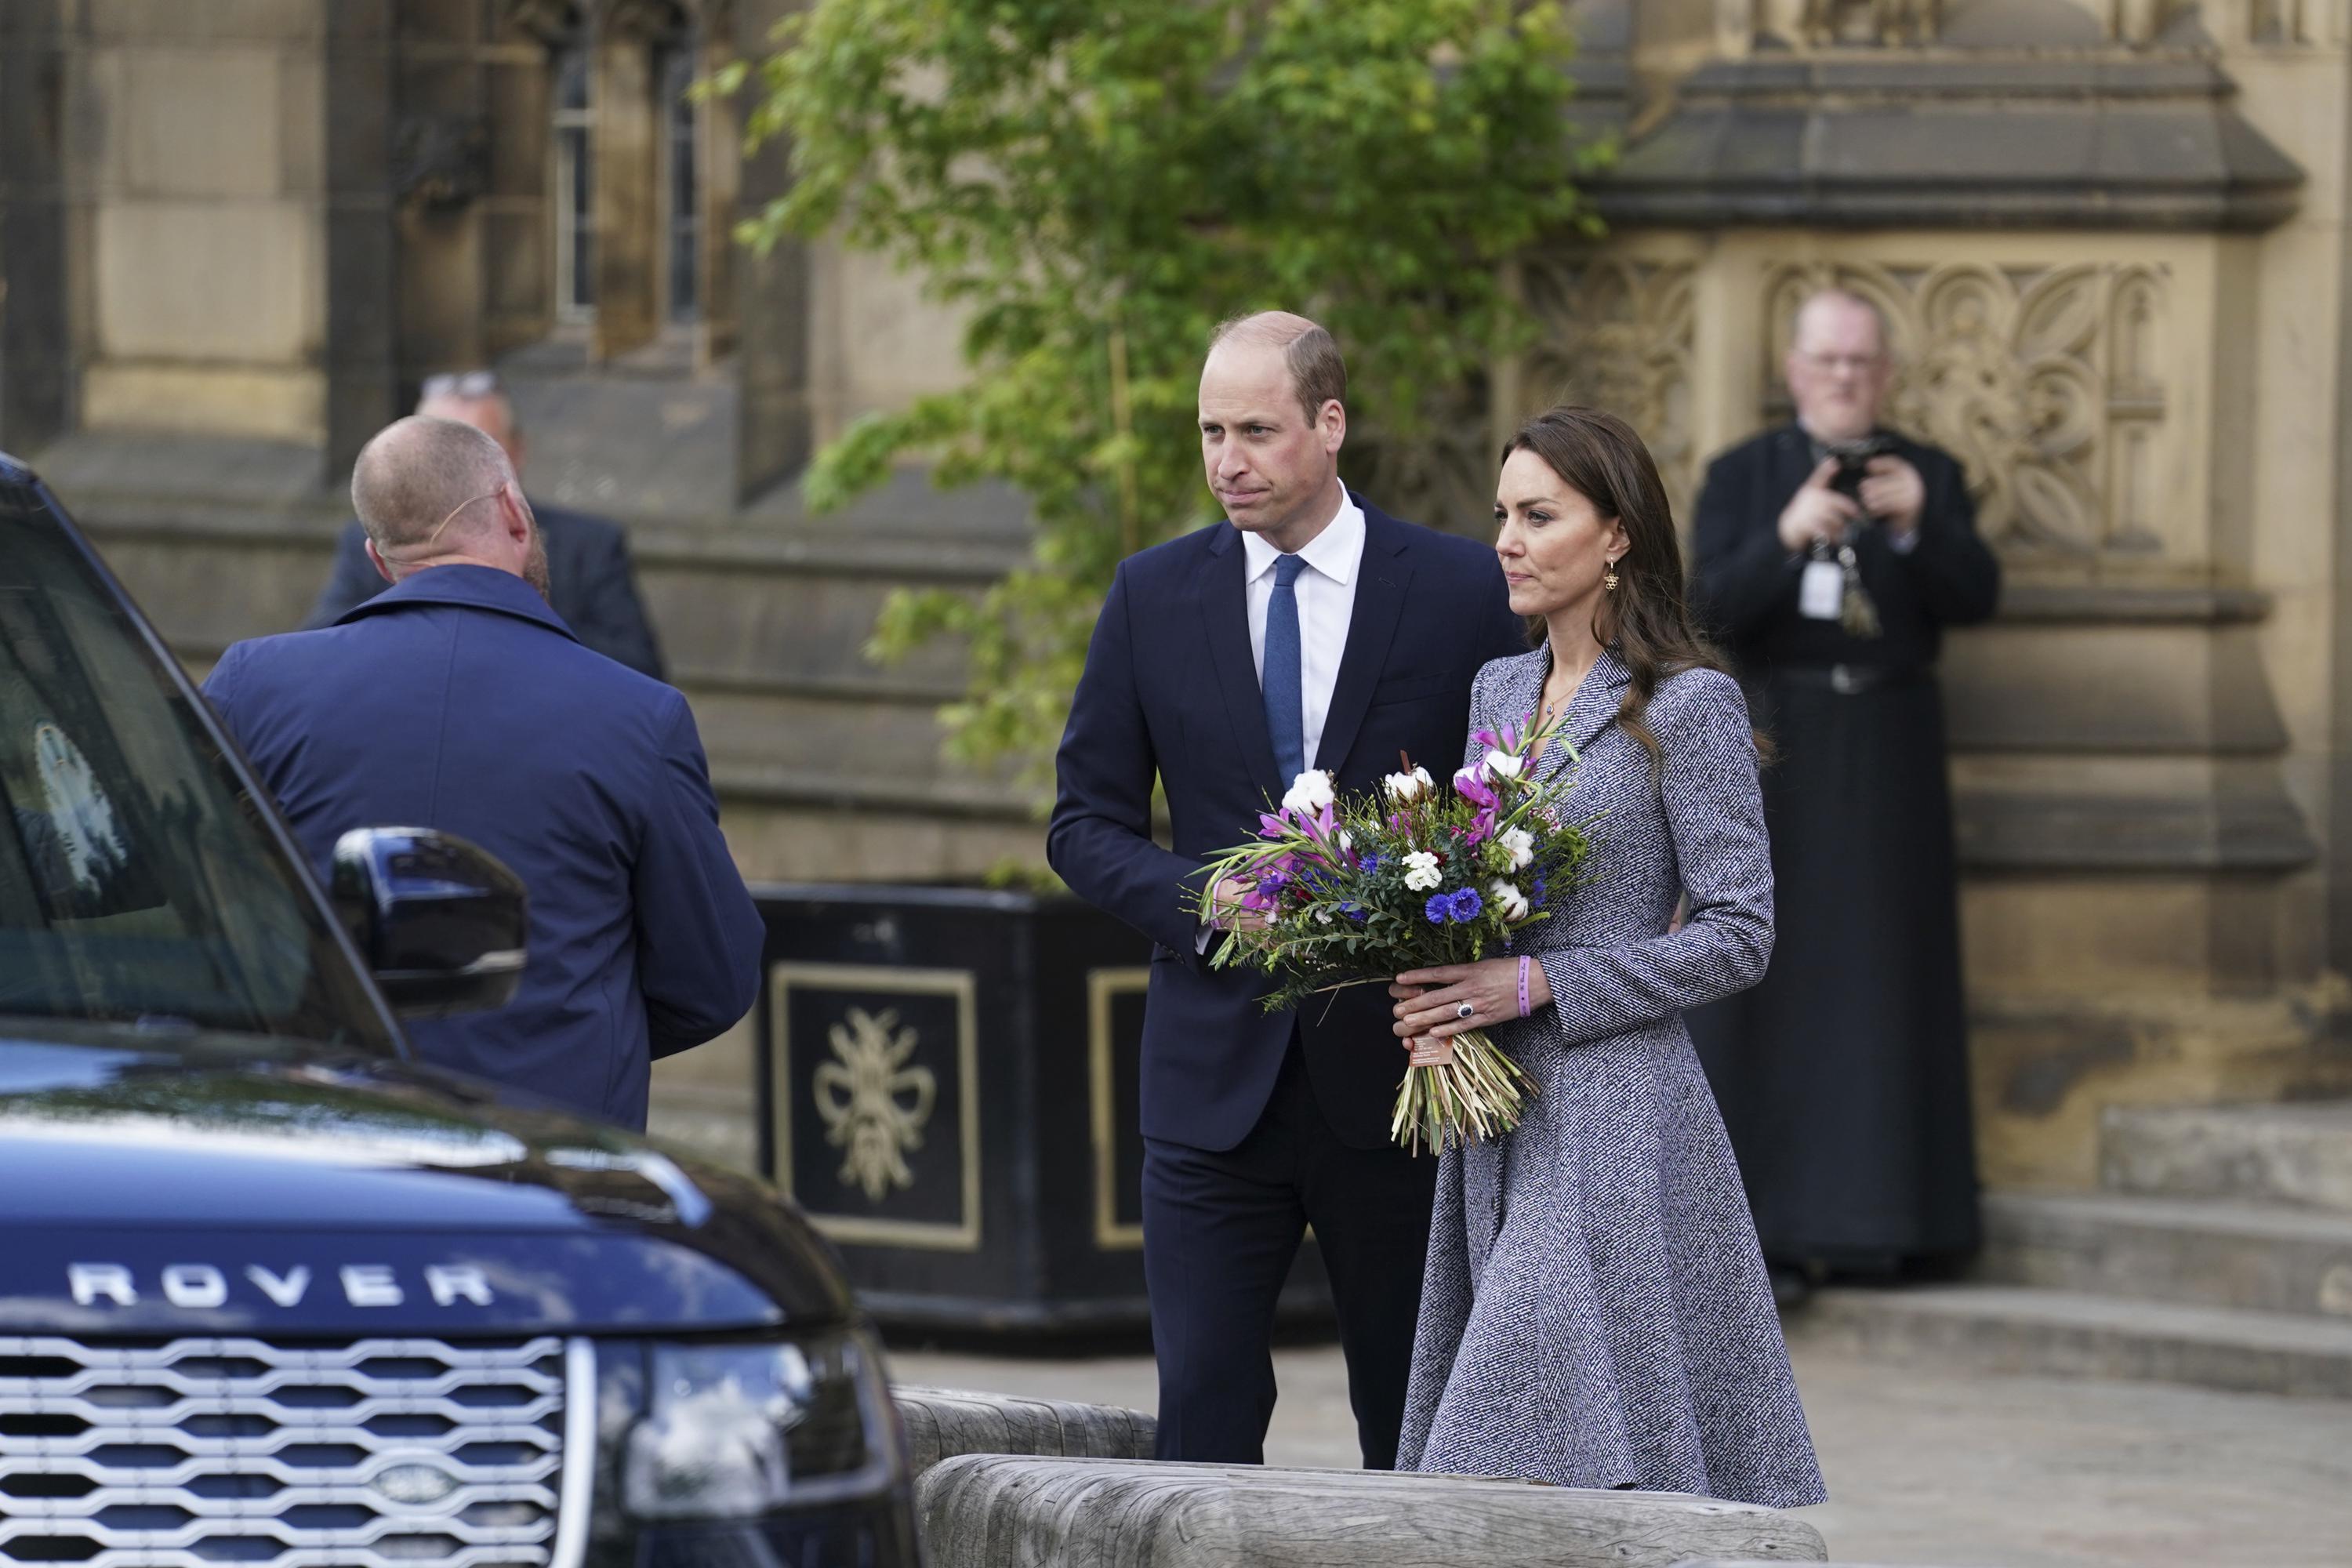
[2100,1101,2352,1212]
[1793,1283,2352,1400]
[79,501,1002,692]
[1979,1189,2352,1319]
[690,679,972,785]
[717,788,1044,884]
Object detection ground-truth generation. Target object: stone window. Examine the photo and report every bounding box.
[504,0,718,362]
[662,39,701,325]
[553,44,597,324]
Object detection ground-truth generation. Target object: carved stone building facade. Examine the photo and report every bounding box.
[3,0,2351,1180]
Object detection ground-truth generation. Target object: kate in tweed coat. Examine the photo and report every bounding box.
[1390,408,1824,1508]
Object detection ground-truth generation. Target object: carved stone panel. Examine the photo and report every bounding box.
[1763,260,2171,559]
[1522,256,1699,523]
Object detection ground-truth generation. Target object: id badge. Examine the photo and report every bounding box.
[1798,559,1845,621]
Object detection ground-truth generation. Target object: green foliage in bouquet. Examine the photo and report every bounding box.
[725,0,1599,786]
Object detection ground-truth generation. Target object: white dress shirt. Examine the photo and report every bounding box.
[1199,490,1366,949]
[1242,489,1365,774]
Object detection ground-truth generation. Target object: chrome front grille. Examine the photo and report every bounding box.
[0,1336,576,1568]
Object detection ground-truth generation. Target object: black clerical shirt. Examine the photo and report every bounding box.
[1689,424,2000,673]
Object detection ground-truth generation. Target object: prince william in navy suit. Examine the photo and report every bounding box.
[1049,313,1522,1466]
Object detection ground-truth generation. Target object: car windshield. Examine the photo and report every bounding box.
[0,481,397,1055]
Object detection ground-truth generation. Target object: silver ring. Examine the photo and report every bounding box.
[1456,1002,1475,1020]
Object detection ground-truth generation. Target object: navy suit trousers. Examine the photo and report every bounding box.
[1142,1037,1437,1467]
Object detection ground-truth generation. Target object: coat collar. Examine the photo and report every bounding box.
[335,562,580,643]
[1200,490,1415,798]
[1534,644,1633,767]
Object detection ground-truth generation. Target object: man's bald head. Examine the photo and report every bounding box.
[1207,310,1347,424]
[1786,288,1893,443]
[1792,289,1888,358]
[352,416,518,556]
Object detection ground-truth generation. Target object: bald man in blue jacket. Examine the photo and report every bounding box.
[202,416,763,1130]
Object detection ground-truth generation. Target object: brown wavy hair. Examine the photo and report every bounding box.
[1503,405,1755,768]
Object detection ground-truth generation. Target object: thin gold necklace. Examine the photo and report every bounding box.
[1542,647,1595,717]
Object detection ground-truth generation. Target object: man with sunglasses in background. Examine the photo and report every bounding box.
[304,370,667,680]
[204,416,764,1129]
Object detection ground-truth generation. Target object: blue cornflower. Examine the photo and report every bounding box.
[1424,892,1453,925]
[1448,887,1483,923]
[1359,851,1381,873]
[1340,902,1367,923]
[1530,873,1549,906]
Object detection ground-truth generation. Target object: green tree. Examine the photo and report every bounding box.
[730,0,1595,786]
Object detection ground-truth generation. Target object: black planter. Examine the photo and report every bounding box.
[750,884,1333,1338]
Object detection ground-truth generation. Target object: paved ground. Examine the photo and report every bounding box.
[888,1331,2352,1566]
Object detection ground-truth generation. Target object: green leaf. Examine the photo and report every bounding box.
[738,0,1593,794]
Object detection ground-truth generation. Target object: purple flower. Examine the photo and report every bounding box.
[1454,767,1500,811]
[1424,893,1454,924]
[1448,887,1483,923]
[1359,851,1381,873]
[1341,901,1367,922]
[1531,872,1549,906]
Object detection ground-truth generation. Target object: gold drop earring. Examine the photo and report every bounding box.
[1603,563,1620,593]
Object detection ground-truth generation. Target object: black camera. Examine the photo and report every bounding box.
[1827,434,1893,506]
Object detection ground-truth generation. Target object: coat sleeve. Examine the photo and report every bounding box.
[1893,449,2001,626]
[1046,562,1213,964]
[633,694,765,1058]
[1534,670,1774,1046]
[301,524,385,630]
[569,524,669,681]
[1688,449,1798,644]
[198,641,254,746]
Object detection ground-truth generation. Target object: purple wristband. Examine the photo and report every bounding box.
[1517,955,1532,1019]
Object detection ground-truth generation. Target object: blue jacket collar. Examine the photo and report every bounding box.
[335,563,580,643]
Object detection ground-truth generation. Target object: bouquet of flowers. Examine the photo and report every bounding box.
[1195,707,1595,1154]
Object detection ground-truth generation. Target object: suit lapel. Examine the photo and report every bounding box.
[1768,423,1815,510]
[1199,526,1286,800]
[1312,501,1413,775]
[1555,647,1632,763]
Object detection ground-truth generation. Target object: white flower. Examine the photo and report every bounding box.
[1485,750,1525,780]
[1282,769,1336,816]
[1490,880,1530,923]
[1314,907,1334,925]
[1498,826,1535,871]
[1383,765,1435,804]
[1403,851,1443,891]
[1338,829,1355,852]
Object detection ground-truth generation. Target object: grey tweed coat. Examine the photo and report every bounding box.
[1396,646,1826,1508]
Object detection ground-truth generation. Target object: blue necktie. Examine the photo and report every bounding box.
[1263,554,1308,784]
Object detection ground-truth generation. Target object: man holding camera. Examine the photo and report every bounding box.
[1688,288,2000,1303]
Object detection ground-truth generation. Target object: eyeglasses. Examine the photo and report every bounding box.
[1795,351,1884,375]
[419,370,505,401]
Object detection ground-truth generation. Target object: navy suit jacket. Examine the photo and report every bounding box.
[306,506,667,681]
[204,565,764,1130]
[1048,497,1524,1152]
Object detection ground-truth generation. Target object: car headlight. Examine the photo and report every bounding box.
[622,1330,898,1521]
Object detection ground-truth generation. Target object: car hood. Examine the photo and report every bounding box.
[0,1031,853,1337]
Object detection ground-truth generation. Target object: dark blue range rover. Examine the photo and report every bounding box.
[0,453,921,1568]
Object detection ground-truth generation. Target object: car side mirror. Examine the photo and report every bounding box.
[331,827,528,1018]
